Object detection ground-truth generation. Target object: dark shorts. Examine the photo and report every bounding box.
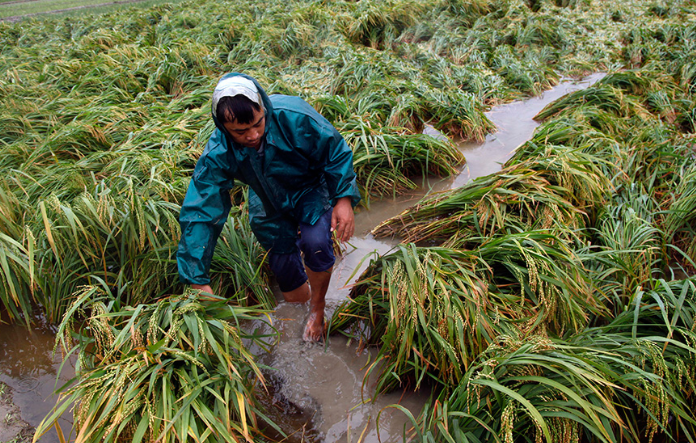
[267,208,335,292]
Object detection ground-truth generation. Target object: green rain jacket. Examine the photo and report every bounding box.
[177,73,361,285]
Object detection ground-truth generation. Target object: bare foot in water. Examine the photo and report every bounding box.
[303,310,326,342]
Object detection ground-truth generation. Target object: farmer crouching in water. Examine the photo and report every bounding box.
[177,73,361,341]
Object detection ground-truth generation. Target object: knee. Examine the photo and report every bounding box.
[299,230,335,273]
[268,252,307,293]
[300,228,331,253]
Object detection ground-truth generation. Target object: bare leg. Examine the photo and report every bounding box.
[303,268,331,342]
[282,283,310,303]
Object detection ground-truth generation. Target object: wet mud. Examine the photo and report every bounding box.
[0,381,34,443]
[0,75,603,443]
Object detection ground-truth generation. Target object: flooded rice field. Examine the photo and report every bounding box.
[0,74,602,443]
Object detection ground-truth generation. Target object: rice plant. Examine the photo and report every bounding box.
[371,157,597,249]
[405,276,696,443]
[332,244,496,391]
[332,230,600,392]
[409,324,696,443]
[663,164,696,269]
[535,82,646,122]
[476,231,603,336]
[582,184,668,316]
[338,116,466,197]
[410,334,627,443]
[31,177,182,321]
[36,287,279,443]
[0,229,36,326]
[339,0,425,50]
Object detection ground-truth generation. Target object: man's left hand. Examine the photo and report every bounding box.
[331,197,354,242]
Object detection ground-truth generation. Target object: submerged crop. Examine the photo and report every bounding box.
[2,0,696,441]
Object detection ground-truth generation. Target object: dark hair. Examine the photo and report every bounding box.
[217,95,262,125]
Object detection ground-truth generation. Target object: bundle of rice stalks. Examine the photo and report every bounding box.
[441,0,494,18]
[608,276,696,334]
[36,287,279,443]
[489,44,559,97]
[618,130,689,194]
[331,244,498,391]
[535,83,647,122]
[338,117,465,197]
[524,117,623,168]
[504,142,612,212]
[583,184,667,315]
[410,320,696,443]
[409,334,625,443]
[414,85,496,141]
[475,231,602,336]
[32,178,181,321]
[340,0,425,49]
[663,165,696,268]
[596,69,665,96]
[372,157,596,248]
[573,278,696,441]
[407,276,696,442]
[332,231,600,392]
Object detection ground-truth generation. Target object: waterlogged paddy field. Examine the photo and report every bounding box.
[0,76,602,443]
[1,0,696,442]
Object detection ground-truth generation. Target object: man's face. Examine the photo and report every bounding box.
[223,107,265,149]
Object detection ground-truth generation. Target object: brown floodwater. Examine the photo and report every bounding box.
[0,74,603,443]
[0,314,75,443]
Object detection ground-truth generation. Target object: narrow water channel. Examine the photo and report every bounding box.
[0,74,603,443]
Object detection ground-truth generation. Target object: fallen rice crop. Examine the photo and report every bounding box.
[2,0,696,441]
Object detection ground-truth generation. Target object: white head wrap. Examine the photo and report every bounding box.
[211,76,264,118]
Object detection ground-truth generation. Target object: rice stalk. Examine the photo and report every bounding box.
[36,287,280,443]
[664,165,696,265]
[372,157,596,248]
[338,116,465,197]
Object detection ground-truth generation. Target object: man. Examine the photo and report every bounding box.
[177,73,361,341]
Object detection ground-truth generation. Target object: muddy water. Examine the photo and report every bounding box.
[0,74,603,443]
[449,73,606,188]
[0,315,74,443]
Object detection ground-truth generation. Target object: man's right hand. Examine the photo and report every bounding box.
[191,284,214,295]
